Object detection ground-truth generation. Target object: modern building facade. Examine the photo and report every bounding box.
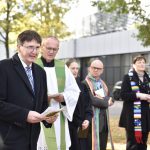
[57,29,150,90]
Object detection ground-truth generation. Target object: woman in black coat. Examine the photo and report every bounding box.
[66,59,92,150]
[119,55,150,150]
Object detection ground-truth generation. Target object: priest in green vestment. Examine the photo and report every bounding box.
[36,36,80,150]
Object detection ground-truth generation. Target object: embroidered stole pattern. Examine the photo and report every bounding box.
[128,71,143,143]
[85,76,109,150]
[36,58,66,150]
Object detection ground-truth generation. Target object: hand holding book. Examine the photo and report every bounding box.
[41,106,64,117]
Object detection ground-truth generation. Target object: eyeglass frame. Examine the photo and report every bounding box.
[44,46,59,52]
[22,45,40,52]
[90,66,103,71]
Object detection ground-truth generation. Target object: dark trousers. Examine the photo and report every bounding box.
[78,138,90,150]
[99,130,108,150]
[69,126,79,150]
[87,124,108,150]
[126,130,149,150]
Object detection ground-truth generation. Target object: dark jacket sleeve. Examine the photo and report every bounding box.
[0,62,29,128]
[83,84,92,122]
[71,96,83,127]
[71,81,93,127]
[83,80,109,109]
[120,74,137,102]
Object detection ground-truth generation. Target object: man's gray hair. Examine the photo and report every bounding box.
[88,57,102,67]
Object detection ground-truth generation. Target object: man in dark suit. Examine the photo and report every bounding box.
[0,30,57,150]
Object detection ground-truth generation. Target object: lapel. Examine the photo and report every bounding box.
[12,53,35,96]
[32,63,40,99]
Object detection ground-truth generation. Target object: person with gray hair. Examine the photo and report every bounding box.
[83,58,114,150]
[36,37,80,150]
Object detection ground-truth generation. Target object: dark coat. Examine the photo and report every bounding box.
[83,80,110,132]
[0,53,49,150]
[119,70,150,132]
[83,79,111,150]
[69,77,92,150]
[69,78,92,128]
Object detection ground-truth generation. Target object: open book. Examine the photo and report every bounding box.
[41,107,64,117]
[77,126,89,138]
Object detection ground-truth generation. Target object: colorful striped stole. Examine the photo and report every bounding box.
[128,71,143,143]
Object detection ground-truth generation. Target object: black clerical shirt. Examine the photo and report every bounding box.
[41,56,54,67]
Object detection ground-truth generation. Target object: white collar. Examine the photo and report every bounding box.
[18,53,32,69]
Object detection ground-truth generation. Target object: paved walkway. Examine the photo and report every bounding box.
[107,143,150,150]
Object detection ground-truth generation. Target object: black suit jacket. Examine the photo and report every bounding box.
[119,71,150,132]
[0,53,49,150]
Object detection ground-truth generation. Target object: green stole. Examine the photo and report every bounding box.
[36,58,66,150]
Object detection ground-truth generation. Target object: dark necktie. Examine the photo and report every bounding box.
[25,66,34,92]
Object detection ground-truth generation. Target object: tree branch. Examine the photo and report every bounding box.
[0,31,6,41]
[0,39,5,43]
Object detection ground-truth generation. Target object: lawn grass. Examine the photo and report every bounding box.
[109,116,150,144]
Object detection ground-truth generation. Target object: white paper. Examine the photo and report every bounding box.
[41,106,64,117]
[95,88,105,97]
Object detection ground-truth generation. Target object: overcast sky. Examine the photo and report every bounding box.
[64,0,98,32]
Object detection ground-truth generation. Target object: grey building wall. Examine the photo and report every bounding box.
[57,30,150,59]
[57,30,150,90]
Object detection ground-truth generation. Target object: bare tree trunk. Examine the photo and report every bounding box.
[5,35,9,58]
[5,1,10,58]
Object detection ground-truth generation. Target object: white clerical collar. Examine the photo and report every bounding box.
[18,53,32,69]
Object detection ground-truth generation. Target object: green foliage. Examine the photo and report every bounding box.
[92,0,150,46]
[92,0,145,20]
[137,19,150,47]
[92,0,128,14]
[22,0,72,38]
[0,0,26,58]
[0,0,77,58]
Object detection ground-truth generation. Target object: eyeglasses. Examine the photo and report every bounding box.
[22,45,40,51]
[45,47,58,52]
[90,66,103,71]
